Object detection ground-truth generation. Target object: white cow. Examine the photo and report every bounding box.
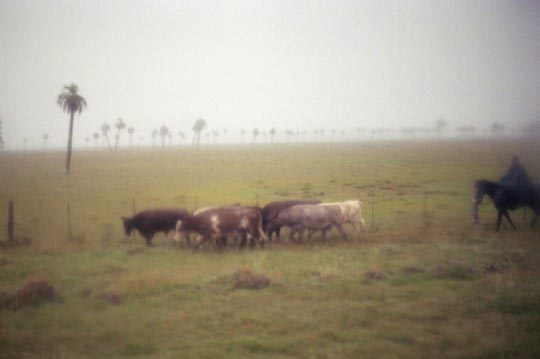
[318,200,365,233]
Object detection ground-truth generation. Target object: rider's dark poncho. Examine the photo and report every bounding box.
[500,163,534,196]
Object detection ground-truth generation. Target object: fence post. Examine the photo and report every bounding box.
[67,199,72,241]
[423,191,428,227]
[8,200,14,242]
[370,189,375,232]
[132,197,136,243]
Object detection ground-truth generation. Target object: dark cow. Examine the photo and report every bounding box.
[174,206,267,250]
[121,208,190,247]
[274,204,347,242]
[262,199,321,240]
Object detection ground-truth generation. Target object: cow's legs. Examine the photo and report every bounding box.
[193,235,207,251]
[335,224,348,240]
[321,227,329,242]
[143,233,154,247]
[275,226,282,241]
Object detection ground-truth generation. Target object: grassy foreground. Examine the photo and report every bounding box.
[1,140,539,358]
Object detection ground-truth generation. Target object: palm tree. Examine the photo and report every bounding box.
[270,128,276,143]
[241,129,246,144]
[151,129,158,147]
[252,128,259,143]
[178,131,186,145]
[160,125,169,148]
[114,117,125,151]
[101,123,112,151]
[42,133,49,151]
[0,118,4,150]
[128,126,135,147]
[57,83,87,175]
[192,118,207,150]
[92,132,100,151]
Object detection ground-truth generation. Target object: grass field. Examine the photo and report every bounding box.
[1,140,539,358]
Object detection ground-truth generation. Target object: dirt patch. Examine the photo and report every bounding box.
[11,278,58,308]
[126,247,145,256]
[102,290,124,305]
[484,263,510,274]
[362,271,386,283]
[233,269,271,290]
[401,267,425,275]
[0,258,10,266]
[433,263,476,280]
[311,271,342,283]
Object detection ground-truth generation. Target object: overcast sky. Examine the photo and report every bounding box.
[1,0,539,148]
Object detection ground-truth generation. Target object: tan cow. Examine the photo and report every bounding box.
[318,200,365,233]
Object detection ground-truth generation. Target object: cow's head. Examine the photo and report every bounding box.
[121,217,133,236]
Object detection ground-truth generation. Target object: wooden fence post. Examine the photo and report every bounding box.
[8,200,14,242]
[67,199,72,241]
[370,189,375,232]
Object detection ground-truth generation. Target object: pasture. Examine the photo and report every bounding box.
[1,140,539,358]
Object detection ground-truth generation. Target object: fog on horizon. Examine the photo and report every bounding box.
[0,0,539,150]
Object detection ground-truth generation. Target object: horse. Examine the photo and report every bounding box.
[472,179,540,231]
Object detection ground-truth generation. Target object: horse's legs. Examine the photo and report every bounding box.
[496,210,503,231]
[503,210,516,230]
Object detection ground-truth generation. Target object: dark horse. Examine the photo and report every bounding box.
[472,179,540,231]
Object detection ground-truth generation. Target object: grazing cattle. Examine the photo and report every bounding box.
[262,199,321,240]
[174,206,267,250]
[318,200,365,233]
[274,204,347,242]
[121,208,190,247]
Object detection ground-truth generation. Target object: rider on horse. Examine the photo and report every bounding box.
[499,156,534,201]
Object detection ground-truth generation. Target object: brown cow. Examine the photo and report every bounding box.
[262,199,321,241]
[174,206,267,250]
[121,208,190,247]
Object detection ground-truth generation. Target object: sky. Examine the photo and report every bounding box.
[0,0,539,149]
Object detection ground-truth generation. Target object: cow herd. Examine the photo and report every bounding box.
[121,199,365,250]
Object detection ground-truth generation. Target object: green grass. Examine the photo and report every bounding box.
[1,140,540,358]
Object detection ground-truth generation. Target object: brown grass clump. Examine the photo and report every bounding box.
[12,278,57,309]
[102,290,124,305]
[233,269,271,290]
[362,271,386,283]
[0,258,9,266]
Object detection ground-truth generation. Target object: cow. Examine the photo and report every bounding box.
[174,206,267,250]
[262,199,321,241]
[318,200,365,233]
[273,204,347,243]
[121,208,190,247]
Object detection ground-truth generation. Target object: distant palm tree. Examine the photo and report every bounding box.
[101,123,112,151]
[192,118,207,150]
[92,132,100,151]
[252,128,259,143]
[128,126,135,147]
[151,129,158,147]
[178,131,186,145]
[114,117,125,151]
[160,125,169,148]
[241,129,246,144]
[270,128,276,143]
[42,133,49,151]
[57,83,87,175]
[0,118,4,150]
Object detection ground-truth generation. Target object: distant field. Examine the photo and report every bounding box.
[1,140,539,358]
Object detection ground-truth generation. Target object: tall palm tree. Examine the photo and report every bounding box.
[128,126,135,147]
[0,118,4,150]
[192,118,207,150]
[270,128,276,143]
[57,84,87,175]
[160,125,169,148]
[151,129,158,147]
[42,133,49,151]
[92,132,100,151]
[101,123,112,151]
[252,128,259,143]
[178,131,186,145]
[114,117,125,151]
